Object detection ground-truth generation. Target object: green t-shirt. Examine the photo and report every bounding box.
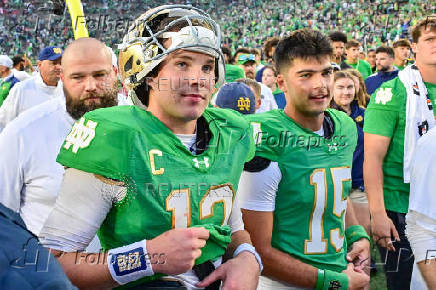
[246,109,357,272]
[394,64,405,71]
[57,106,255,287]
[346,59,373,80]
[364,78,436,213]
[225,64,245,82]
[0,81,12,107]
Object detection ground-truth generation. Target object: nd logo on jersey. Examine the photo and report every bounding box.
[64,117,97,153]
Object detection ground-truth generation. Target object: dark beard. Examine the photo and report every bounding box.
[64,85,118,120]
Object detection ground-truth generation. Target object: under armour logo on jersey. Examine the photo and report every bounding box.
[193,157,209,168]
[64,117,98,153]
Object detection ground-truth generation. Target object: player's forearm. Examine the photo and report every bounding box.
[345,199,359,228]
[259,245,317,287]
[226,229,252,257]
[53,250,118,289]
[363,154,386,215]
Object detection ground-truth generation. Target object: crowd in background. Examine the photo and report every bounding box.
[0,0,434,60]
[1,1,436,289]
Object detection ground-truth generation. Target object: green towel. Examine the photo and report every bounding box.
[192,224,232,265]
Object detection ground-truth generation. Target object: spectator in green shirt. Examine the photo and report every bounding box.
[393,39,412,70]
[0,55,20,107]
[363,17,436,290]
[341,39,373,80]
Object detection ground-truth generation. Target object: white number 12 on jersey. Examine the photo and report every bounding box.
[166,184,234,228]
[305,167,350,254]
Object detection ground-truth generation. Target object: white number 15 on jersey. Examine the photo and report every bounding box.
[305,167,350,254]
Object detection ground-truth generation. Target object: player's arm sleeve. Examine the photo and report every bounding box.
[0,85,21,132]
[244,123,256,162]
[227,195,244,234]
[363,84,401,137]
[39,168,125,251]
[237,161,281,211]
[0,125,24,211]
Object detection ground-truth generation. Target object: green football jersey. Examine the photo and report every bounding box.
[57,106,255,285]
[246,109,357,272]
[364,77,436,213]
[345,59,373,80]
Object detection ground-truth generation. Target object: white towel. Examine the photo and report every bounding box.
[398,64,435,183]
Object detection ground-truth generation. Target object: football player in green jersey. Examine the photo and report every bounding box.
[40,5,261,289]
[364,16,436,290]
[239,29,370,290]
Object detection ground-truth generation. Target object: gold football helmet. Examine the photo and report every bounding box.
[118,5,225,107]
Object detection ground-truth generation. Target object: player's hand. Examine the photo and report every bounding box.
[197,251,260,290]
[370,212,399,251]
[147,227,209,275]
[347,238,370,272]
[23,55,31,67]
[342,263,370,290]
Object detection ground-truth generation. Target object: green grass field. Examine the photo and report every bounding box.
[370,241,387,289]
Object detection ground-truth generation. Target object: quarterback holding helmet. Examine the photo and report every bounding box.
[40,5,261,289]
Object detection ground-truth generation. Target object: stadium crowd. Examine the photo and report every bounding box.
[0,1,436,290]
[0,0,434,58]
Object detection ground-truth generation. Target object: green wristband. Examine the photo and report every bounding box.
[322,269,349,290]
[315,269,325,290]
[345,225,370,245]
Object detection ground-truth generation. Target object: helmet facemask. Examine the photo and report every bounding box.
[118,5,225,108]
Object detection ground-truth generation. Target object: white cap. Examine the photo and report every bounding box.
[0,55,13,68]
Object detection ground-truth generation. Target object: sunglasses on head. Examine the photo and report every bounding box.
[238,54,255,62]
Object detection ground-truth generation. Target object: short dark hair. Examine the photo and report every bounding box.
[329,31,347,44]
[235,78,261,102]
[345,39,360,49]
[411,16,436,43]
[233,47,251,62]
[274,29,332,73]
[262,65,277,77]
[368,48,375,54]
[263,37,280,58]
[393,38,411,48]
[12,55,24,67]
[250,47,261,57]
[221,46,232,62]
[375,45,395,58]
